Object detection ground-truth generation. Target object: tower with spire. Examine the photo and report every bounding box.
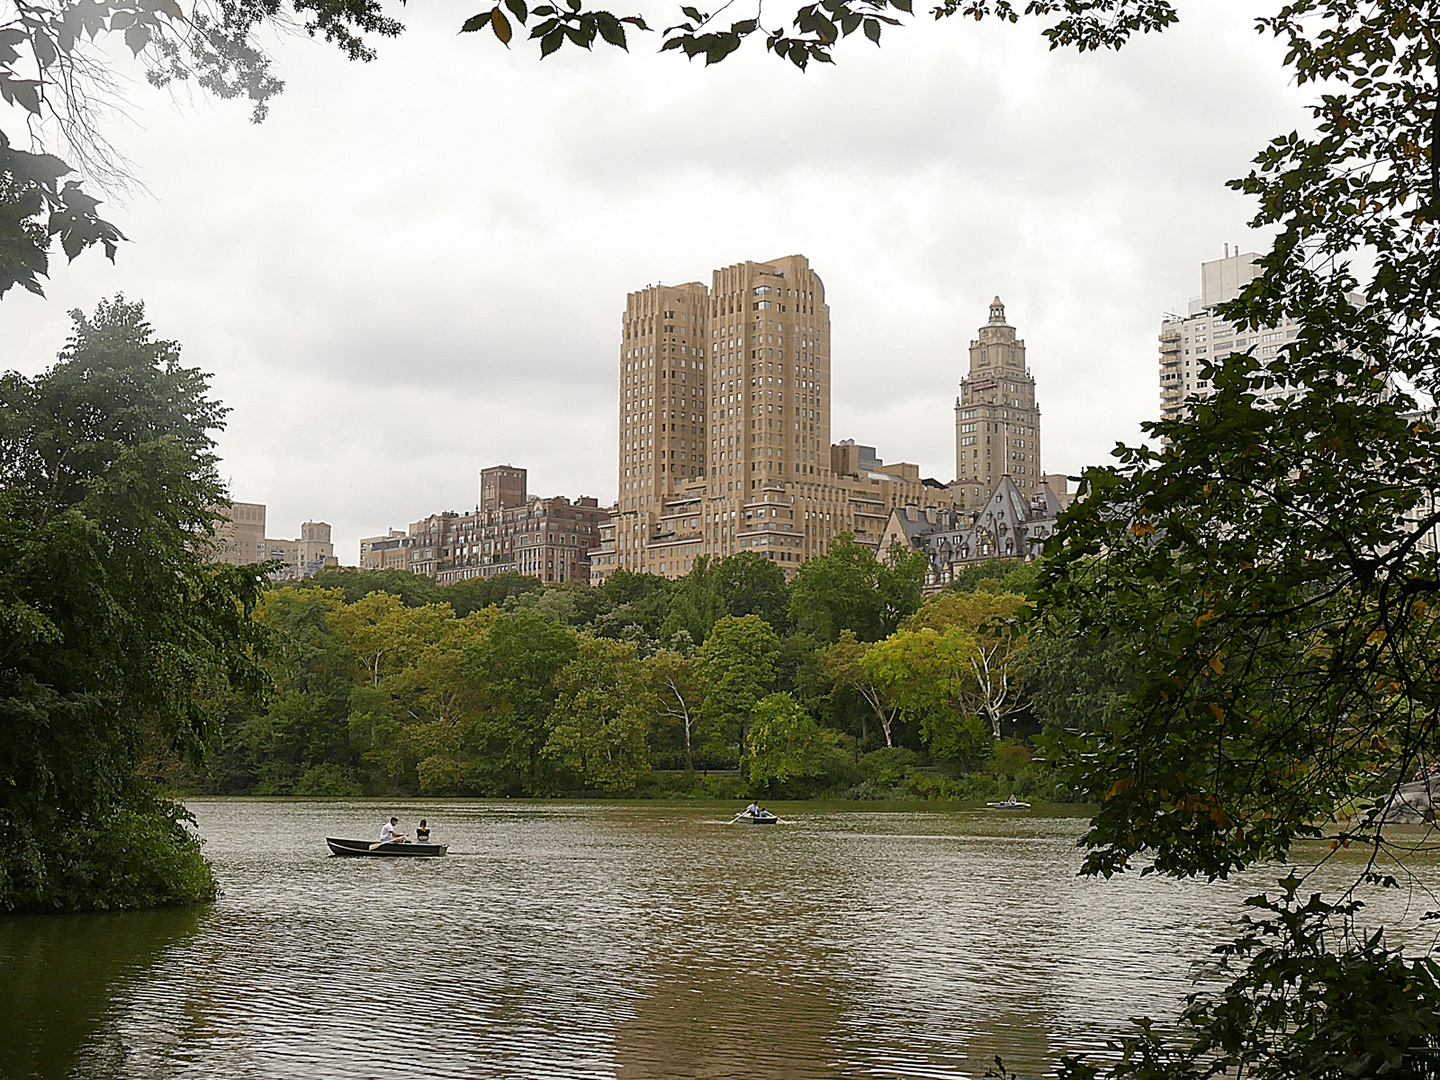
[954,297,1043,508]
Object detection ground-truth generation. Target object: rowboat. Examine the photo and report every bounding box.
[735,812,780,825]
[326,837,449,857]
[985,797,1031,811]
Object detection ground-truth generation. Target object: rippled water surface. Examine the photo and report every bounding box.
[4,800,1439,1080]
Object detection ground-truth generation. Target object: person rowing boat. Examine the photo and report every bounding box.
[380,816,409,844]
[733,803,779,824]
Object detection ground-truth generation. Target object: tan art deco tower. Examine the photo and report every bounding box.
[609,255,836,577]
[618,280,710,515]
[708,255,831,500]
[954,297,1043,507]
[594,254,953,583]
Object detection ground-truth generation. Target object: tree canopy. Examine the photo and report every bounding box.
[788,533,926,644]
[1015,0,1440,1072]
[0,296,266,911]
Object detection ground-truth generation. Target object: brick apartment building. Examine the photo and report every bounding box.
[360,465,608,585]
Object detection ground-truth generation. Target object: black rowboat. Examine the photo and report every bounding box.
[735,812,780,825]
[326,837,448,857]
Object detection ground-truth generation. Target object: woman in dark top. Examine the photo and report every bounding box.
[415,819,431,844]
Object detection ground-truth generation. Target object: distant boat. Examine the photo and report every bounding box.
[326,837,448,857]
[985,796,1031,811]
[734,810,780,825]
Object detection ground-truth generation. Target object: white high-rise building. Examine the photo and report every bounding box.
[1159,249,1302,421]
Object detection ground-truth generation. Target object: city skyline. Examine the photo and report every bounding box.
[0,4,1305,561]
[595,253,959,582]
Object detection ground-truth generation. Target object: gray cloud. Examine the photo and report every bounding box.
[0,2,1313,560]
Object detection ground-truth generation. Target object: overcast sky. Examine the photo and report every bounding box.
[0,2,1308,561]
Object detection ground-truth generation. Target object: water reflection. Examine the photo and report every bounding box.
[0,906,204,1079]
[4,802,1438,1080]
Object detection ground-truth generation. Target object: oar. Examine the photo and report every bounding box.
[369,837,408,849]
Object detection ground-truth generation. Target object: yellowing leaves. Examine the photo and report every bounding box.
[491,6,513,43]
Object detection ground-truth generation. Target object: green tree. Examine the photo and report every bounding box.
[1014,1,1440,1072]
[658,557,725,645]
[305,568,439,607]
[586,569,675,643]
[240,587,358,795]
[660,552,791,645]
[817,629,899,748]
[1016,619,1140,738]
[943,557,1027,595]
[742,692,847,794]
[864,626,990,766]
[696,614,781,763]
[545,635,655,792]
[461,608,577,793]
[442,571,542,616]
[713,552,791,632]
[519,580,593,625]
[905,590,1029,739]
[788,533,925,643]
[388,609,502,795]
[645,647,704,770]
[0,296,266,911]
[330,590,451,689]
[329,595,472,792]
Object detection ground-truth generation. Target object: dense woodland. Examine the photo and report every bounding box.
[181,547,1110,802]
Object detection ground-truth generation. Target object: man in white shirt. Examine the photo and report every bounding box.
[380,817,408,844]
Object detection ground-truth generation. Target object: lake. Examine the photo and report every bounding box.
[3,800,1436,1079]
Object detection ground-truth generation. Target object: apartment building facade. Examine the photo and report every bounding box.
[359,465,608,585]
[212,502,336,581]
[592,254,961,584]
[954,297,1044,508]
[1159,249,1303,421]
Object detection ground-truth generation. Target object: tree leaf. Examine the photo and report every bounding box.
[124,21,150,54]
[1,77,42,116]
[31,30,58,68]
[491,7,513,44]
[596,13,627,48]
